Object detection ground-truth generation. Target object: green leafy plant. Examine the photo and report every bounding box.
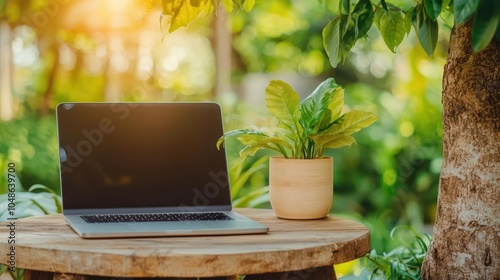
[322,0,499,65]
[0,185,62,221]
[230,156,270,208]
[159,0,255,34]
[0,264,24,280]
[217,78,378,160]
[362,225,432,279]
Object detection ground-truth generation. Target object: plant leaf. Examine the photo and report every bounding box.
[328,86,345,120]
[323,17,341,68]
[381,0,389,11]
[221,0,234,13]
[239,137,291,159]
[414,5,439,57]
[354,0,375,37]
[317,87,344,133]
[454,0,479,25]
[161,0,182,15]
[162,0,206,33]
[325,110,378,135]
[471,0,500,52]
[237,133,270,146]
[230,156,268,199]
[265,80,300,133]
[242,0,255,12]
[233,186,269,207]
[318,109,333,132]
[216,129,266,149]
[374,6,407,53]
[339,0,374,61]
[312,134,357,149]
[404,8,414,34]
[299,78,339,134]
[341,0,351,15]
[424,0,442,20]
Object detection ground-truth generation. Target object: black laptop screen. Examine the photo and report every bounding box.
[56,103,232,210]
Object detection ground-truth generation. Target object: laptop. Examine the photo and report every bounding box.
[56,102,269,238]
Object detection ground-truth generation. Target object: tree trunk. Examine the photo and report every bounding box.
[421,21,500,279]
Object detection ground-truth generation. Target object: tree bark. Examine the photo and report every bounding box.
[421,21,500,279]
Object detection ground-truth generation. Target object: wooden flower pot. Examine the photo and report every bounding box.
[269,156,333,219]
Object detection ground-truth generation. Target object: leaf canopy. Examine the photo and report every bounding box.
[318,0,498,67]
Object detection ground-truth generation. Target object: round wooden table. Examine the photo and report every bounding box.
[0,208,370,280]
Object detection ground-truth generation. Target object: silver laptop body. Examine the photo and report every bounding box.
[56,102,268,238]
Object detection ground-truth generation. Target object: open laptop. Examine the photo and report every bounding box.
[56,102,268,238]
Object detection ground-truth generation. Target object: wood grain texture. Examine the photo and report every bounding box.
[269,157,333,219]
[0,208,369,278]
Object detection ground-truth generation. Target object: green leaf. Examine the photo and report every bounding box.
[161,0,182,15]
[299,78,339,134]
[314,134,357,149]
[242,0,255,12]
[323,17,341,67]
[454,0,479,25]
[424,0,442,20]
[318,109,333,132]
[236,132,269,146]
[233,186,269,207]
[414,5,439,57]
[328,87,344,120]
[441,0,451,10]
[230,157,268,199]
[404,9,414,34]
[216,129,266,149]
[28,184,62,213]
[222,0,234,13]
[239,137,291,159]
[471,0,500,52]
[0,265,8,276]
[161,0,207,33]
[310,110,377,148]
[374,7,407,52]
[354,0,375,37]
[339,0,374,61]
[265,80,300,132]
[324,110,378,135]
[380,0,389,11]
[341,0,351,15]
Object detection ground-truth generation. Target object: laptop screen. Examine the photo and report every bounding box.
[56,103,231,211]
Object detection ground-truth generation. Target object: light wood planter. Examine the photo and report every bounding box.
[269,156,333,219]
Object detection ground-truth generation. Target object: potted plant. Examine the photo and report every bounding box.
[217,78,377,219]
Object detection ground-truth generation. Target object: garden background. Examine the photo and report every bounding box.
[0,0,448,277]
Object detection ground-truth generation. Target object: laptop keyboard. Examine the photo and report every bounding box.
[80,212,234,223]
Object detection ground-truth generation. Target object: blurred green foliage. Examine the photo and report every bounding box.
[0,116,59,193]
[0,1,446,270]
[231,0,332,75]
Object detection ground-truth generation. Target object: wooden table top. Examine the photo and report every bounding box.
[0,208,370,278]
